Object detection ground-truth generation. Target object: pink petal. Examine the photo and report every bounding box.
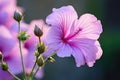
[46,26,62,45]
[0,26,15,56]
[95,41,103,59]
[35,67,44,78]
[42,47,55,57]
[0,69,14,80]
[46,5,78,37]
[72,14,102,40]
[6,44,28,74]
[57,43,72,57]
[70,38,99,67]
[72,47,85,67]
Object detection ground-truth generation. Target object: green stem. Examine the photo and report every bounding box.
[33,67,41,77]
[18,22,26,80]
[8,70,21,80]
[33,53,55,77]
[29,37,41,79]
[38,37,41,44]
[29,59,37,78]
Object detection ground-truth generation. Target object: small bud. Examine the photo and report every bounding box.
[37,42,45,54]
[35,51,39,58]
[0,52,3,61]
[14,10,23,22]
[1,62,8,71]
[48,57,55,62]
[37,56,44,67]
[18,31,30,42]
[34,25,43,37]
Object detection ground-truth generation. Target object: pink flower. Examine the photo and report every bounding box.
[0,26,27,80]
[45,5,103,67]
[0,0,22,28]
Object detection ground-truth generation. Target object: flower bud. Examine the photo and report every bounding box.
[48,57,55,62]
[0,52,3,61]
[35,51,39,58]
[18,31,30,42]
[14,10,23,22]
[34,25,43,37]
[37,42,45,54]
[1,62,8,71]
[37,56,44,67]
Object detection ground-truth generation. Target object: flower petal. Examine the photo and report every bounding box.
[72,47,85,67]
[70,38,99,67]
[95,41,103,59]
[46,5,78,37]
[46,26,62,45]
[5,44,27,74]
[72,14,102,40]
[57,43,72,57]
[0,26,15,55]
[0,69,13,80]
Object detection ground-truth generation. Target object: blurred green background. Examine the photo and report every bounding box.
[18,0,120,80]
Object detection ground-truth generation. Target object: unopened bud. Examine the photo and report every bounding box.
[14,10,23,22]
[34,25,43,37]
[18,31,30,42]
[48,57,55,62]
[37,42,45,54]
[1,62,8,71]
[0,52,3,61]
[37,56,44,67]
[35,51,39,58]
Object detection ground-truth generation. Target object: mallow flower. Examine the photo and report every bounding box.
[45,5,103,67]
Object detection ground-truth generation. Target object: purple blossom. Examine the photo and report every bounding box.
[0,26,27,80]
[0,0,21,28]
[45,5,103,67]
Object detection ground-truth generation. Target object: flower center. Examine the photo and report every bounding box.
[61,28,82,43]
[65,28,82,41]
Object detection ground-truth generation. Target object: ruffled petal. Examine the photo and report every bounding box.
[71,14,102,40]
[95,41,103,59]
[71,47,85,67]
[70,38,100,67]
[46,5,78,37]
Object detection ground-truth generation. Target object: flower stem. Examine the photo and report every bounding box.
[29,59,37,78]
[18,22,26,80]
[38,37,41,44]
[8,70,21,80]
[33,67,41,77]
[29,37,41,78]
